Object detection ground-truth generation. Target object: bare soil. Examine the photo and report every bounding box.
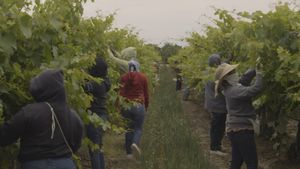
[181,96,300,169]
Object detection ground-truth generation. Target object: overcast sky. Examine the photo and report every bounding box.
[83,0,290,45]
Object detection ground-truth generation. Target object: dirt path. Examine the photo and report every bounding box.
[181,96,300,169]
[181,98,230,169]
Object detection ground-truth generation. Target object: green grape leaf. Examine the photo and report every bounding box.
[0,33,16,55]
[18,14,32,39]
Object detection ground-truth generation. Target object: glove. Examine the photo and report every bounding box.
[255,57,263,74]
[239,68,256,86]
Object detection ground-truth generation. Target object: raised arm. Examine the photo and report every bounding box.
[239,68,256,86]
[107,48,128,73]
[231,72,263,99]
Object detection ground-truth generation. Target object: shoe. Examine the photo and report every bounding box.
[209,150,227,156]
[131,143,141,157]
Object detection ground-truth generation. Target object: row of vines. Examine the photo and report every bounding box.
[0,0,160,168]
[169,2,299,157]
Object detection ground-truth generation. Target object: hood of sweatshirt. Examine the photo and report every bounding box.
[29,69,66,103]
[121,47,137,60]
[88,57,108,78]
[208,54,221,67]
[128,59,140,72]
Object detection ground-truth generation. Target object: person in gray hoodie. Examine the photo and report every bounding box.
[205,54,257,156]
[215,63,263,169]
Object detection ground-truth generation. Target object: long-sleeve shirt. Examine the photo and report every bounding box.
[120,72,149,109]
[223,72,263,132]
[0,70,83,162]
[204,69,256,114]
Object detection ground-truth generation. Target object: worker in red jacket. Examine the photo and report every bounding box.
[120,59,149,159]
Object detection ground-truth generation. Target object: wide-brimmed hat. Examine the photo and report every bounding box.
[214,63,238,95]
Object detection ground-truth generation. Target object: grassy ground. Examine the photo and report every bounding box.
[81,65,300,169]
[139,66,213,169]
[103,66,213,169]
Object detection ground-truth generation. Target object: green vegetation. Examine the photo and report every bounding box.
[139,66,212,169]
[0,0,160,168]
[1,0,299,167]
[169,2,300,156]
[159,43,182,63]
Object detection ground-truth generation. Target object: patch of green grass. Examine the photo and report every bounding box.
[139,66,213,169]
[103,132,140,169]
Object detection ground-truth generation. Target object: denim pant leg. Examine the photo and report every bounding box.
[21,158,76,169]
[122,104,145,154]
[125,132,134,154]
[86,114,106,169]
[123,107,135,154]
[210,112,226,150]
[132,105,145,145]
[228,130,258,169]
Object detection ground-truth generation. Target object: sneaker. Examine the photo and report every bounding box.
[131,143,141,157]
[209,150,227,156]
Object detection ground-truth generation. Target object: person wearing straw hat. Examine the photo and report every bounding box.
[215,63,263,169]
[205,54,257,156]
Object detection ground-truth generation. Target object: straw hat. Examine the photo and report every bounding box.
[215,63,238,94]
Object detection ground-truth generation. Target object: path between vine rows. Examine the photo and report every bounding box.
[99,97,279,169]
[80,67,299,169]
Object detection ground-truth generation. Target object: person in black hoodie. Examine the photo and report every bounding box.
[0,69,83,169]
[85,57,111,169]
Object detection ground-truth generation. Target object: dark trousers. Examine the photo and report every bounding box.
[21,158,75,169]
[86,112,107,169]
[228,130,258,169]
[210,112,226,150]
[122,104,145,154]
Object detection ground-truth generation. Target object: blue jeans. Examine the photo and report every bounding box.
[228,130,258,169]
[210,112,226,150]
[21,158,75,169]
[122,104,145,154]
[86,112,107,169]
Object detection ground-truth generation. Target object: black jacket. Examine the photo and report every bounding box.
[86,57,111,116]
[0,69,83,162]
